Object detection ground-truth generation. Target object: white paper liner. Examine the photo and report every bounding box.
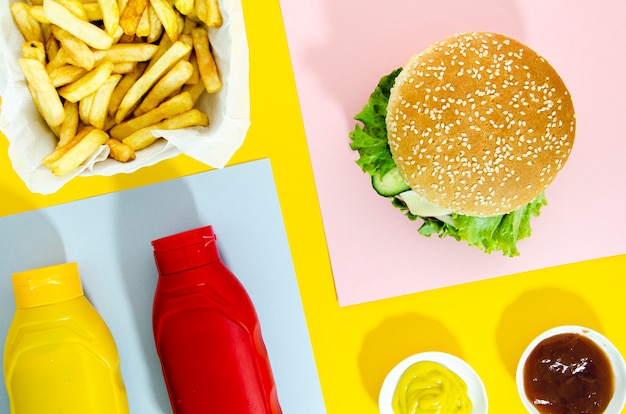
[0,0,250,194]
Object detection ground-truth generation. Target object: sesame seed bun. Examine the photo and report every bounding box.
[386,32,575,217]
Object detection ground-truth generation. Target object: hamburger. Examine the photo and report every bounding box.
[349,32,575,256]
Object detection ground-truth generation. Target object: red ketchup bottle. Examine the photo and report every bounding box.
[151,226,282,414]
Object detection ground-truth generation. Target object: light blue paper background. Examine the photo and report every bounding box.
[0,159,325,413]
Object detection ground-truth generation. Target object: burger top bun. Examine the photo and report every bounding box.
[386,32,575,217]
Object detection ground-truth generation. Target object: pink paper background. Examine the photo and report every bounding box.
[279,0,626,306]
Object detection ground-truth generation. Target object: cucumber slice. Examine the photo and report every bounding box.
[372,167,410,196]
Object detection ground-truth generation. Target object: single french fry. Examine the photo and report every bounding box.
[115,40,191,123]
[43,0,113,49]
[18,58,65,127]
[119,0,149,36]
[57,0,88,20]
[175,13,185,43]
[97,0,120,36]
[79,91,95,124]
[49,65,88,87]
[50,24,95,70]
[174,0,193,16]
[109,90,193,139]
[136,6,151,37]
[112,61,138,74]
[21,41,46,64]
[57,47,83,67]
[145,32,172,72]
[146,4,163,43]
[205,0,221,27]
[106,138,136,162]
[43,126,94,167]
[50,128,109,176]
[134,60,193,116]
[27,5,50,24]
[194,0,207,25]
[24,82,48,130]
[185,52,200,84]
[58,61,114,102]
[191,27,220,93]
[122,108,208,150]
[121,128,155,150]
[108,61,146,116]
[58,100,79,147]
[89,74,123,129]
[149,0,180,41]
[92,43,158,64]
[11,2,44,43]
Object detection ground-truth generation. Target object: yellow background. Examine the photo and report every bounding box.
[1,0,625,412]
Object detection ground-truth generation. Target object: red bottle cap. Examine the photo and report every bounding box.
[152,226,219,276]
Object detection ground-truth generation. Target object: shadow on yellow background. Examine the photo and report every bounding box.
[358,312,463,403]
[496,286,602,378]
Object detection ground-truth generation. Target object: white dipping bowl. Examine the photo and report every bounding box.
[379,351,488,414]
[516,325,626,414]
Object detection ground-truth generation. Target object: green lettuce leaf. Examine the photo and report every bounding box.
[349,69,547,257]
[349,69,401,177]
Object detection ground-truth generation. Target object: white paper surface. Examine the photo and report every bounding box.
[0,159,326,413]
[0,0,250,194]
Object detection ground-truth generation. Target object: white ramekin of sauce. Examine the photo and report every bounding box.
[379,351,488,414]
[516,325,626,414]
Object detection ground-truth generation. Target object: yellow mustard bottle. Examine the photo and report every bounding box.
[3,262,130,414]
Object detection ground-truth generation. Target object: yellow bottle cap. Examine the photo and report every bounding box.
[11,262,84,308]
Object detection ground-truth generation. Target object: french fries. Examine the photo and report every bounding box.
[58,100,79,146]
[191,27,221,93]
[9,0,224,177]
[48,65,88,87]
[122,108,209,150]
[42,125,94,168]
[17,57,65,127]
[133,59,193,116]
[97,0,120,36]
[21,41,46,64]
[109,90,194,139]
[89,73,122,129]
[106,138,136,162]
[43,0,113,50]
[206,0,222,28]
[93,43,158,64]
[50,25,95,70]
[115,40,190,123]
[58,61,114,102]
[10,2,44,43]
[149,0,181,42]
[50,128,110,176]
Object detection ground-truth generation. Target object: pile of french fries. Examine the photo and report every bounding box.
[10,0,223,176]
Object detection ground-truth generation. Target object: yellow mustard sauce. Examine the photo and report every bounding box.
[392,360,473,414]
